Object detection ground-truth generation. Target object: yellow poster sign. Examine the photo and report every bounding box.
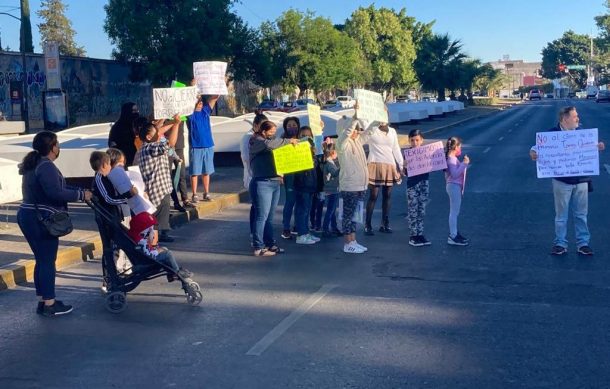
[307,104,322,135]
[272,142,314,175]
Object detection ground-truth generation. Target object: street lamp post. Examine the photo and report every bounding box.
[0,11,29,133]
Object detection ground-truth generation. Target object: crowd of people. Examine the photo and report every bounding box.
[16,99,604,317]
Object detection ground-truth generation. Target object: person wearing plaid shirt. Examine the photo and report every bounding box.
[137,115,180,242]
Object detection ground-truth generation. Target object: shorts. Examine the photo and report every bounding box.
[190,147,215,176]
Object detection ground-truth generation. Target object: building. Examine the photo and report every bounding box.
[488,56,542,97]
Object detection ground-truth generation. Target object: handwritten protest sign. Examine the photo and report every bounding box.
[354,89,388,124]
[403,141,447,177]
[272,141,314,175]
[535,128,599,178]
[153,86,198,119]
[307,103,322,135]
[193,61,228,95]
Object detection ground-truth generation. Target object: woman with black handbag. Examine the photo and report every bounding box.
[17,131,92,317]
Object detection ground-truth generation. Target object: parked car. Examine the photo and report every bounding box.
[279,101,298,113]
[395,95,411,103]
[293,98,316,110]
[586,85,599,99]
[596,90,610,103]
[528,89,542,100]
[323,100,338,109]
[336,96,355,108]
[421,96,438,102]
[257,99,280,111]
[545,93,554,99]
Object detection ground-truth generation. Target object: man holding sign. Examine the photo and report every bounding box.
[529,106,605,256]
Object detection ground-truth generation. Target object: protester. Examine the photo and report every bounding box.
[171,121,188,211]
[309,154,325,233]
[249,120,298,256]
[293,126,322,245]
[280,116,301,239]
[108,102,140,166]
[445,137,470,246]
[321,140,342,238]
[188,94,219,203]
[363,120,404,235]
[405,129,431,247]
[17,131,92,316]
[241,113,268,236]
[337,117,369,254]
[529,106,605,255]
[136,115,180,242]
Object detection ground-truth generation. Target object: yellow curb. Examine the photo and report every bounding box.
[0,190,250,293]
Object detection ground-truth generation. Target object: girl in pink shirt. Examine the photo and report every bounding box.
[445,137,470,246]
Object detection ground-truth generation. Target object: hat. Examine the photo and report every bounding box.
[128,212,157,242]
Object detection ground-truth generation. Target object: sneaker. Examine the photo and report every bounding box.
[254,248,276,257]
[202,193,212,201]
[343,241,365,254]
[36,301,44,315]
[42,300,73,317]
[379,226,393,233]
[364,227,375,236]
[577,246,593,256]
[447,235,469,246]
[173,203,187,212]
[281,230,293,239]
[266,245,285,254]
[419,235,431,246]
[290,228,298,236]
[296,235,317,245]
[551,245,567,256]
[409,236,425,247]
[191,194,199,204]
[353,241,368,252]
[307,234,321,242]
[456,232,469,242]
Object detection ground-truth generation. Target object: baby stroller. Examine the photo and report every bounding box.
[87,197,202,313]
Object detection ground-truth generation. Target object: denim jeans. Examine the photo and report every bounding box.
[295,191,313,235]
[252,179,281,250]
[310,193,324,229]
[322,193,339,232]
[248,179,256,235]
[282,174,296,231]
[446,183,462,238]
[552,179,589,248]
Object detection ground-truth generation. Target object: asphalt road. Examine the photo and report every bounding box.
[2,99,610,388]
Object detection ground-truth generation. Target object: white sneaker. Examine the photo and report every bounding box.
[296,235,317,245]
[354,241,368,252]
[307,234,321,242]
[343,241,365,254]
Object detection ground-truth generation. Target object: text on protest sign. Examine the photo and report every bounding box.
[307,104,323,136]
[353,89,388,124]
[193,61,228,95]
[272,141,314,175]
[403,141,448,177]
[535,128,599,178]
[153,86,199,119]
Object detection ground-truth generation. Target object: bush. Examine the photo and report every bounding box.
[471,97,497,106]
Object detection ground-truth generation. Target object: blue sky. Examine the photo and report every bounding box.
[0,0,607,63]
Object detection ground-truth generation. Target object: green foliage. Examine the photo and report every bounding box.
[37,0,85,56]
[541,31,590,87]
[345,5,417,91]
[104,0,262,86]
[473,64,505,96]
[414,33,466,100]
[20,0,34,53]
[471,97,496,106]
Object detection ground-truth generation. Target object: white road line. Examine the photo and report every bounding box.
[483,147,491,153]
[246,283,338,356]
[498,136,504,141]
[604,164,610,175]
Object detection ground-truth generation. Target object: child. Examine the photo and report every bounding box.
[406,129,431,247]
[293,126,321,245]
[445,136,470,246]
[106,149,156,216]
[127,212,192,282]
[321,139,342,237]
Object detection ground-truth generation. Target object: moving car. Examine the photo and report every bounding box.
[257,99,280,111]
[596,89,610,103]
[528,89,542,100]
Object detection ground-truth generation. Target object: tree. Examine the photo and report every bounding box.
[20,0,34,53]
[104,0,261,86]
[414,33,466,100]
[37,0,85,56]
[541,31,590,88]
[345,5,418,93]
[473,64,505,97]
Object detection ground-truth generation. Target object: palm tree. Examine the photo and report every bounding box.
[414,33,466,100]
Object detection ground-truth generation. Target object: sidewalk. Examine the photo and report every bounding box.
[0,105,505,292]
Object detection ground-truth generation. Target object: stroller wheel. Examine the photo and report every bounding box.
[185,282,203,306]
[105,291,127,313]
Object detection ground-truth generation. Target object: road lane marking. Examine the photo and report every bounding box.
[483,147,491,153]
[246,283,338,356]
[498,136,504,141]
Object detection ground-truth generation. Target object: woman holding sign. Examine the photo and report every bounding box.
[249,121,298,257]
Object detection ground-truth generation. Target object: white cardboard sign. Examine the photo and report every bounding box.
[153,86,199,119]
[354,89,388,124]
[193,61,228,95]
[535,128,599,178]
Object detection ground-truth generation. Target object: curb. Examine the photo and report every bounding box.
[0,189,249,293]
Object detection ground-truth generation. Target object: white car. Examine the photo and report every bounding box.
[336,96,355,108]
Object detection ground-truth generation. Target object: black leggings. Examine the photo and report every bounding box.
[365,185,392,227]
